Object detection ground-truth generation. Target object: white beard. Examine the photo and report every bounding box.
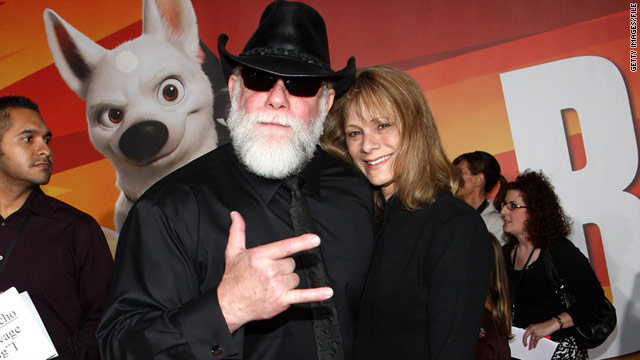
[227,84,328,179]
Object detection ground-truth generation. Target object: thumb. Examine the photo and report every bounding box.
[226,211,247,258]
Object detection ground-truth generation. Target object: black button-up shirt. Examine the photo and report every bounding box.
[98,145,375,359]
[0,186,113,360]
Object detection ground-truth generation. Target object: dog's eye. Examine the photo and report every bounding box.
[158,78,185,105]
[108,109,124,123]
[99,108,124,126]
[164,85,179,101]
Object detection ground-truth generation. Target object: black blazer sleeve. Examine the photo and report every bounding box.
[97,193,240,359]
[549,238,605,326]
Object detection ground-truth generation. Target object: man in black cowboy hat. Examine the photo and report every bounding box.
[97,1,374,359]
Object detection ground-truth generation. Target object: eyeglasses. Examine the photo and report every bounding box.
[501,201,528,211]
[241,68,325,97]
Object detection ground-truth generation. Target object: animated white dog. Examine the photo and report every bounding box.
[44,0,218,231]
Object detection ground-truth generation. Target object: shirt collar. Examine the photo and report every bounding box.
[228,145,323,204]
[22,186,57,219]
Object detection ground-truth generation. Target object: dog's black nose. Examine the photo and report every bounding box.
[119,120,169,161]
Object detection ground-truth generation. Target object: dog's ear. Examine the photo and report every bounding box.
[143,0,200,59]
[43,9,106,99]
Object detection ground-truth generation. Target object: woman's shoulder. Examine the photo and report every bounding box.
[547,237,592,269]
[481,201,503,222]
[548,237,581,255]
[482,200,501,216]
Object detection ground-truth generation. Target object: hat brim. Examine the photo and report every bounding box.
[218,34,355,98]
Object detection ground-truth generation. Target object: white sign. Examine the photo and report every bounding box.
[509,326,558,360]
[0,287,58,359]
[501,56,639,358]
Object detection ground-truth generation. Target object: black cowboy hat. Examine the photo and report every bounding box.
[218,0,356,98]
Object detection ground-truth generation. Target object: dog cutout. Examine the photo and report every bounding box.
[44,0,219,231]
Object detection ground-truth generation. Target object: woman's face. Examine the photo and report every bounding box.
[455,159,481,199]
[345,107,401,200]
[500,189,529,241]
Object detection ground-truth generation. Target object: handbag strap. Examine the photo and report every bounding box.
[543,247,562,286]
[543,247,574,308]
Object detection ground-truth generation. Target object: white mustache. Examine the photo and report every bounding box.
[251,112,301,131]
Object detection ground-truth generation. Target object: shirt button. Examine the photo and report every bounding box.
[1,222,5,226]
[0,255,3,260]
[211,345,223,356]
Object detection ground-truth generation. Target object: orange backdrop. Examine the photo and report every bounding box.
[0,1,637,358]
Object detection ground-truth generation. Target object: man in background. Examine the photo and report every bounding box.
[0,95,113,359]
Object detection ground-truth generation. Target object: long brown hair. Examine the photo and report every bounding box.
[321,65,459,211]
[488,234,513,338]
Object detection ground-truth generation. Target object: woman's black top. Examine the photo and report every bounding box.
[505,238,605,341]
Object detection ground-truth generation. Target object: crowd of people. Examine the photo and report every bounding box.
[0,1,611,359]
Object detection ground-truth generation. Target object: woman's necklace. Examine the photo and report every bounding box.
[512,245,536,273]
[510,245,536,322]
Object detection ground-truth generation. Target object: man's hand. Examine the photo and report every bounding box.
[218,211,334,333]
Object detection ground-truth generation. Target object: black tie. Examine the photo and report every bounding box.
[282,176,344,360]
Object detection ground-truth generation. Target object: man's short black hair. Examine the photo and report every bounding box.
[0,95,41,140]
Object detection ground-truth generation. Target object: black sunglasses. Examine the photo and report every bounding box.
[240,68,325,97]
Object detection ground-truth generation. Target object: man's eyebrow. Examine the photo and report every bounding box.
[15,128,36,135]
[15,129,53,137]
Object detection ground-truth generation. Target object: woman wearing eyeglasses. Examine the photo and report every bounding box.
[501,170,605,359]
[322,65,493,359]
[453,151,508,242]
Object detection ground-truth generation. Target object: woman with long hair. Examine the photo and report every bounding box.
[501,170,606,359]
[453,151,507,241]
[322,65,493,359]
[476,234,513,360]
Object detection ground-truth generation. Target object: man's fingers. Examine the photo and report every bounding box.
[284,287,333,305]
[259,234,321,260]
[281,272,301,290]
[276,257,296,274]
[226,211,247,257]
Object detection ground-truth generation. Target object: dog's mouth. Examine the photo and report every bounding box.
[119,120,169,164]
